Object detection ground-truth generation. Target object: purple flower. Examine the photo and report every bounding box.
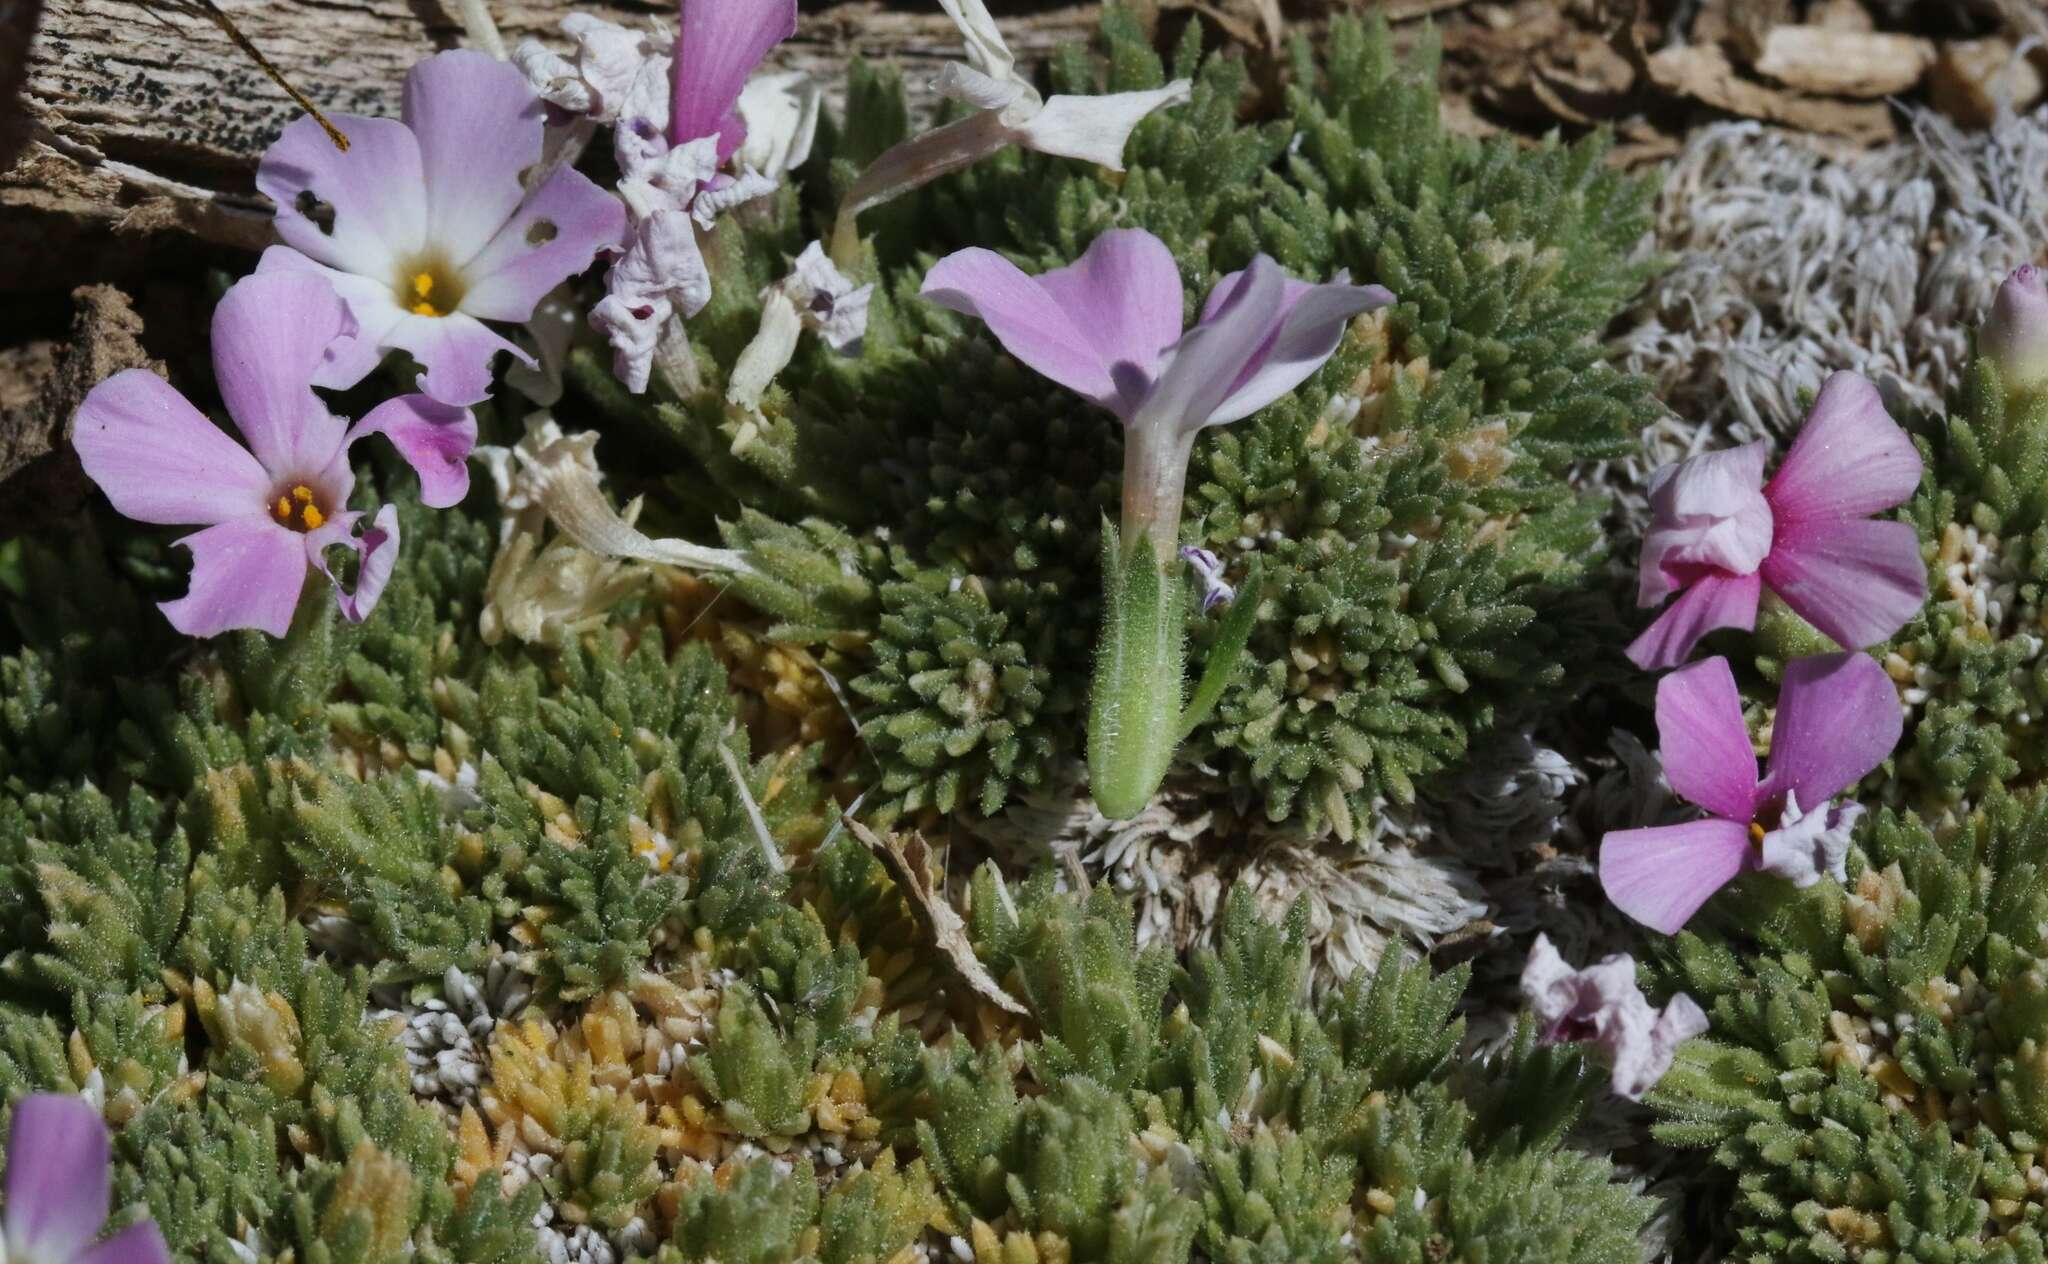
[1599,652,1902,934]
[1627,371,1926,671]
[3,1093,170,1264]
[73,273,474,637]
[255,50,626,407]
[1178,546,1235,613]
[921,228,1392,560]
[1520,935,1706,1101]
[1983,264,2048,391]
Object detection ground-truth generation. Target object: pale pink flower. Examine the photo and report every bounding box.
[2,1094,170,1264]
[73,273,473,637]
[921,228,1391,563]
[1520,935,1707,1101]
[256,50,625,407]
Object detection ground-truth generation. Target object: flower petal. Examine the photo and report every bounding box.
[1623,570,1762,672]
[1031,229,1186,413]
[1204,272,1393,426]
[1758,651,1901,810]
[1599,818,1755,935]
[73,370,272,526]
[74,1221,174,1264]
[256,113,426,277]
[402,50,547,266]
[1638,442,1772,605]
[4,1095,111,1259]
[160,518,310,638]
[387,312,536,409]
[1134,254,1289,437]
[1016,81,1192,170]
[459,165,626,323]
[1761,516,1926,651]
[921,247,1126,414]
[210,272,354,479]
[308,504,401,623]
[1763,371,1922,525]
[1612,993,1707,1101]
[254,247,409,392]
[735,70,821,174]
[671,0,796,162]
[348,395,477,508]
[1654,655,1761,822]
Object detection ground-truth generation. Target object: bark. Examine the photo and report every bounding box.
[2,0,1107,280]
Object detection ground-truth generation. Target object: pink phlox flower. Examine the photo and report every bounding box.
[1520,934,1707,1101]
[1599,652,1902,934]
[921,229,1392,557]
[256,50,626,408]
[73,272,476,637]
[1983,264,2048,391]
[1626,370,1926,671]
[2,1094,171,1264]
[920,228,1393,431]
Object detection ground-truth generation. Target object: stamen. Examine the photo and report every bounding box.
[1749,820,1767,845]
[270,483,328,532]
[398,264,463,318]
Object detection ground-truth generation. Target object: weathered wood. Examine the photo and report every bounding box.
[3,0,1107,278]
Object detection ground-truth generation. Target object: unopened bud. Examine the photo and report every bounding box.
[1984,264,2048,390]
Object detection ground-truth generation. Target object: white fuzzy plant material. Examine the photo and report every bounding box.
[1617,103,2048,481]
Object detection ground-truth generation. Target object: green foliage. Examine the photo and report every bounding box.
[1647,788,2048,1259]
[0,12,1680,1264]
[624,10,1664,835]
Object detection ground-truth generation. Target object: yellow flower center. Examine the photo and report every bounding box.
[1749,820,1767,846]
[396,260,464,318]
[271,483,327,533]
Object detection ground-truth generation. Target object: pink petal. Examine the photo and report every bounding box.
[1758,651,1901,811]
[1763,371,1922,525]
[161,517,311,638]
[670,0,796,162]
[1133,254,1289,437]
[256,113,427,278]
[307,504,401,623]
[1623,570,1762,671]
[4,1095,110,1258]
[1653,656,1760,822]
[1205,271,1393,426]
[74,1221,174,1264]
[388,312,535,409]
[1761,517,1925,651]
[1599,818,1755,934]
[459,166,628,323]
[254,247,408,392]
[402,50,546,267]
[72,369,272,526]
[921,247,1126,415]
[1638,442,1772,605]
[348,395,477,508]
[1030,229,1186,416]
[210,272,353,479]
